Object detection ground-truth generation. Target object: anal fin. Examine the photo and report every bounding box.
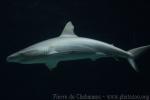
[113,57,119,61]
[91,52,107,61]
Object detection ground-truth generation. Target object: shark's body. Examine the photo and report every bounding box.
[7,21,149,71]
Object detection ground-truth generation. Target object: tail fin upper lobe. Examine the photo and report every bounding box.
[127,45,150,72]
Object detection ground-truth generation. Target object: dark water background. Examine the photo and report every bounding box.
[1,0,150,99]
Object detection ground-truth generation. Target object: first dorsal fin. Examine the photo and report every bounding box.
[59,21,78,37]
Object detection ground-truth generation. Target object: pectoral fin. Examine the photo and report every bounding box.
[91,57,98,61]
[45,61,58,70]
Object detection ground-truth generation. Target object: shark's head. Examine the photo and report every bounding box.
[7,49,48,64]
[7,52,24,63]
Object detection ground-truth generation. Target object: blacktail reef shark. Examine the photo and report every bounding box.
[7,21,150,71]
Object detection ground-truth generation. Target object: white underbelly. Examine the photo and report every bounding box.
[49,52,97,62]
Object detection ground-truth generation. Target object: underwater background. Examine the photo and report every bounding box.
[1,0,150,99]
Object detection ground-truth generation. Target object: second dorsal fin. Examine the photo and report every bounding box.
[59,21,78,37]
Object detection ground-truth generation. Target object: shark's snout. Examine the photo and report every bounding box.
[7,53,21,62]
[6,50,45,64]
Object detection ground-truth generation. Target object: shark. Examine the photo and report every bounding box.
[7,21,150,71]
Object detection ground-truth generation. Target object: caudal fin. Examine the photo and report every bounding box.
[128,45,150,72]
